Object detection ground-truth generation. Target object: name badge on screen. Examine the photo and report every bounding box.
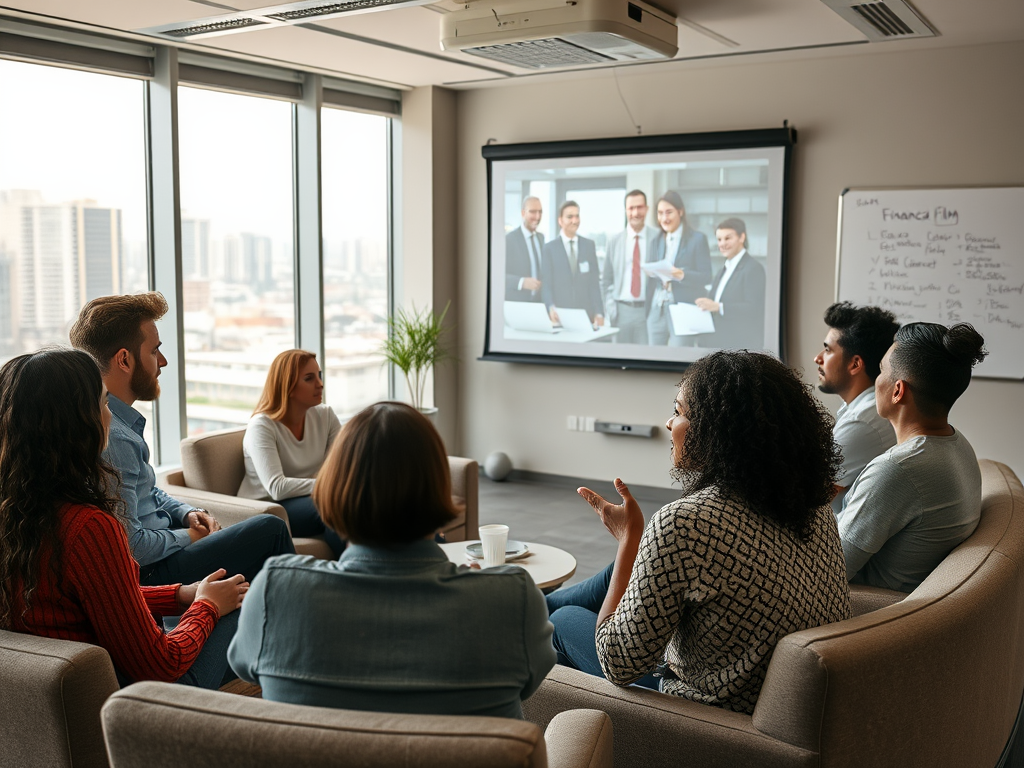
[579,262,590,274]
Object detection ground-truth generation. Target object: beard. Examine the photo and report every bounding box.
[130,363,160,401]
[817,380,838,395]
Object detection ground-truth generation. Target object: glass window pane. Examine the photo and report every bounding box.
[321,108,390,417]
[178,87,295,435]
[0,59,154,444]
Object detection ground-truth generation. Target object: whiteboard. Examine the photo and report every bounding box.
[837,187,1024,380]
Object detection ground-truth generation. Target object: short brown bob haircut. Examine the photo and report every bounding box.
[313,402,460,546]
[253,349,318,420]
[69,292,168,373]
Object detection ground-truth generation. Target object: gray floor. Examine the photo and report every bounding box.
[476,474,681,586]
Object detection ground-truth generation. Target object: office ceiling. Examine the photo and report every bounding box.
[4,0,1024,90]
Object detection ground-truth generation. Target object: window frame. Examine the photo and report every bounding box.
[0,19,399,465]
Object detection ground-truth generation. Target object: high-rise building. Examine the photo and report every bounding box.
[181,216,210,278]
[0,189,123,351]
[242,232,273,291]
[220,231,274,290]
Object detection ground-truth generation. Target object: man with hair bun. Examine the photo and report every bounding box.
[838,321,988,592]
[814,302,899,515]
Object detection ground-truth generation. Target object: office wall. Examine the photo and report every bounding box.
[397,86,459,449]
[455,41,1024,487]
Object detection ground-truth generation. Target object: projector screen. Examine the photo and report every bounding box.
[480,128,794,371]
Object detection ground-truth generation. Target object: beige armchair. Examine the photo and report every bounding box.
[523,460,1024,768]
[103,681,613,768]
[0,629,119,768]
[160,426,480,558]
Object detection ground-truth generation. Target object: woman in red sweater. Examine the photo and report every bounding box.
[0,348,248,689]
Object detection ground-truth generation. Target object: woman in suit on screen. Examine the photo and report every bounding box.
[646,191,712,346]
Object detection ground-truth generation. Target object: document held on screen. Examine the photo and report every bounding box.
[670,302,716,336]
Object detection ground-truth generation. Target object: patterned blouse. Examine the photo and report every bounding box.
[595,487,851,714]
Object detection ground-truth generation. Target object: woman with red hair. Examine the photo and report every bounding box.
[238,349,344,557]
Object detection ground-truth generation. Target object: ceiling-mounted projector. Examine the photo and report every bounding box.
[441,0,679,70]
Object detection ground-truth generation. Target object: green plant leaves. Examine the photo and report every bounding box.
[380,301,452,411]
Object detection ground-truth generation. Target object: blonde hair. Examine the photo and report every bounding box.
[253,349,318,421]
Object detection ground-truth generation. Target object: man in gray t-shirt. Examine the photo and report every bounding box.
[837,321,988,592]
[839,431,981,591]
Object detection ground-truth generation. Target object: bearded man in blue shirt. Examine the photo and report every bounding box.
[71,292,294,587]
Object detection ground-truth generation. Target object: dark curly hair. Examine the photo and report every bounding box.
[823,301,900,381]
[673,351,840,539]
[0,348,124,629]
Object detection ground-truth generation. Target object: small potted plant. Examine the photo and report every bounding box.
[380,301,452,415]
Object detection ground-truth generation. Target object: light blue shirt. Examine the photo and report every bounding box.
[833,387,898,516]
[228,541,556,719]
[104,395,194,566]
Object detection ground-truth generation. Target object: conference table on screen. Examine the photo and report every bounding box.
[502,326,619,342]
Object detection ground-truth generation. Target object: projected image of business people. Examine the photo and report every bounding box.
[488,145,787,369]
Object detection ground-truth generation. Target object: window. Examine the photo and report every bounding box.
[321,107,390,417]
[0,58,155,442]
[0,32,399,458]
[177,86,296,434]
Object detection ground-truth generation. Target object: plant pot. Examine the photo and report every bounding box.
[418,407,439,424]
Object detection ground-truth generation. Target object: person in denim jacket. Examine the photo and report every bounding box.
[228,402,555,719]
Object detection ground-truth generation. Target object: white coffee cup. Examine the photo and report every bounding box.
[479,524,510,568]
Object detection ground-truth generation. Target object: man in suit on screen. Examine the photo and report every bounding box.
[695,217,766,350]
[505,196,545,302]
[601,189,660,344]
[541,201,604,326]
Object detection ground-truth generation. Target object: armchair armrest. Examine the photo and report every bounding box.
[849,583,908,617]
[545,709,613,768]
[446,457,479,542]
[523,666,804,768]
[159,479,290,532]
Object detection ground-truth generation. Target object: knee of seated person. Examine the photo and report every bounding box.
[548,605,596,627]
[239,514,291,542]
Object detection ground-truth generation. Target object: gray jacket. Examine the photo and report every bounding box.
[228,540,555,719]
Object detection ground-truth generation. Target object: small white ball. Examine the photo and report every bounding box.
[484,451,513,482]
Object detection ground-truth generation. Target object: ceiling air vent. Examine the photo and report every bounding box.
[158,18,269,38]
[264,0,432,22]
[820,0,936,41]
[137,0,434,40]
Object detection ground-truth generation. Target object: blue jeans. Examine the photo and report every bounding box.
[166,610,240,689]
[546,564,660,690]
[140,514,294,586]
[114,611,241,690]
[279,495,346,558]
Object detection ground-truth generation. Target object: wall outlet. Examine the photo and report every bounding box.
[567,415,578,430]
[584,416,596,432]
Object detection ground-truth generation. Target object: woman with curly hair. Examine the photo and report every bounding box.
[546,351,852,714]
[0,348,247,688]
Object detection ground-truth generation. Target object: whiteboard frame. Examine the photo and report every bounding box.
[836,184,1024,381]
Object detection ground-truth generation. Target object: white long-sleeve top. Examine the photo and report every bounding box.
[237,405,342,501]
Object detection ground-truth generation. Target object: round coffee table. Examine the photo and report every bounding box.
[440,541,577,591]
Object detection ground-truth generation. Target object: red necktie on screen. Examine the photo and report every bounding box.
[631,234,641,298]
